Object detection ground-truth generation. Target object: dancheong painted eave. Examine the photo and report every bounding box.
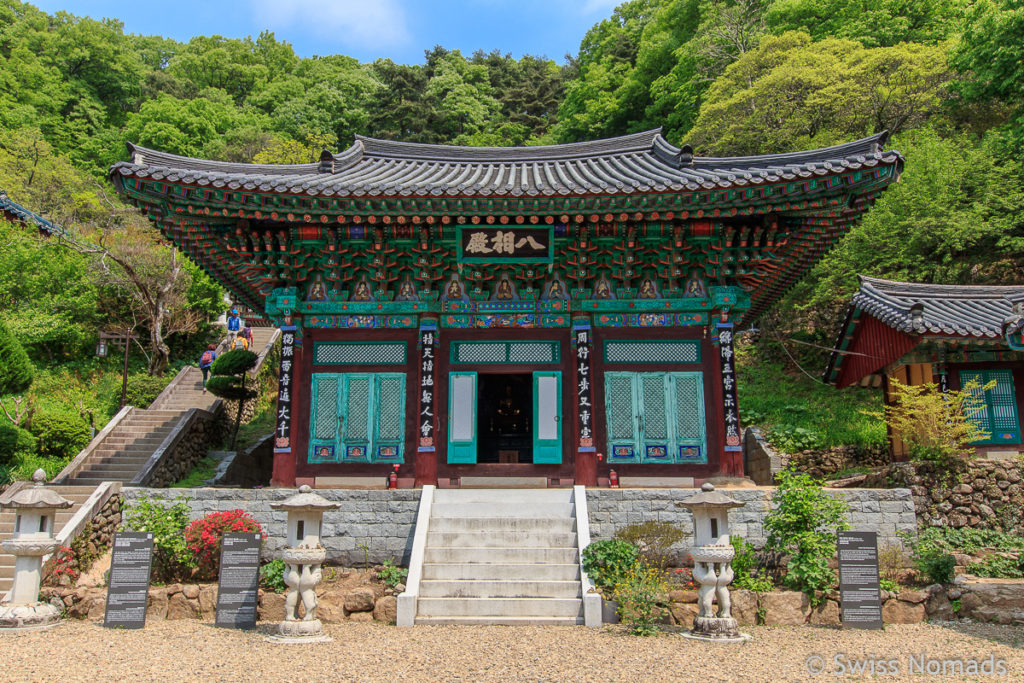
[109,129,903,199]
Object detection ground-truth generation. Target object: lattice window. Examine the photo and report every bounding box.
[452,341,558,364]
[344,376,370,442]
[314,342,405,365]
[961,369,1021,444]
[605,341,700,364]
[376,375,404,441]
[673,374,703,441]
[312,377,338,440]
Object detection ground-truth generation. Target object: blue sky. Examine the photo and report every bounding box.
[31,0,621,64]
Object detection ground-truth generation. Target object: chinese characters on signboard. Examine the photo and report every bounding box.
[419,328,436,450]
[274,327,296,453]
[717,323,742,450]
[575,328,596,450]
[458,226,552,263]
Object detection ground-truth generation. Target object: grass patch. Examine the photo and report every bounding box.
[736,344,886,451]
[234,400,276,452]
[171,456,219,488]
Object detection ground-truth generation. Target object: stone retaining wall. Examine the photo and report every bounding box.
[121,488,420,566]
[144,411,220,488]
[79,494,122,560]
[587,488,918,562]
[743,427,782,485]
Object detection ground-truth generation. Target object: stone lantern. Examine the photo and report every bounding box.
[0,469,73,631]
[268,485,340,643]
[678,483,750,642]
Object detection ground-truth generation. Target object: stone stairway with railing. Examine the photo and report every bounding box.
[402,488,600,626]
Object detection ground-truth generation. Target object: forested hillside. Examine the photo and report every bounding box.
[0,0,1021,475]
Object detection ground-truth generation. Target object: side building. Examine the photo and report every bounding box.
[825,276,1024,459]
[110,129,902,487]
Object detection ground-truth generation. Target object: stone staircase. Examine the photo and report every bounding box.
[0,485,99,596]
[63,410,184,485]
[413,488,590,625]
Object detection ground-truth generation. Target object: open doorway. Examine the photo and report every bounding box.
[477,373,532,463]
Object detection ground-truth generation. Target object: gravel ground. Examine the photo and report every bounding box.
[2,620,1021,682]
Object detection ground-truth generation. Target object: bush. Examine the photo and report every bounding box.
[0,319,34,395]
[582,539,639,593]
[765,469,849,605]
[259,558,287,593]
[122,495,194,582]
[121,373,173,410]
[378,560,408,589]
[614,520,684,570]
[41,545,80,587]
[614,563,669,636]
[916,549,957,585]
[8,452,68,482]
[184,509,264,580]
[28,410,91,460]
[730,536,774,592]
[0,422,37,466]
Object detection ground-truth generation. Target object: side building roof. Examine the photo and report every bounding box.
[825,276,1024,386]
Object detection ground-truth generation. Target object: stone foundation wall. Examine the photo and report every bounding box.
[788,445,890,479]
[145,412,219,488]
[587,488,918,562]
[79,494,122,560]
[120,488,420,566]
[743,427,782,485]
[865,461,1024,532]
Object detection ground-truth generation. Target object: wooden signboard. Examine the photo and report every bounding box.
[104,532,154,629]
[215,533,262,629]
[838,530,884,630]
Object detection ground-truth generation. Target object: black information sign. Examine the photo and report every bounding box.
[457,226,552,263]
[838,530,884,630]
[418,327,437,451]
[104,532,154,629]
[716,323,742,451]
[215,532,262,629]
[274,325,297,454]
[574,326,595,452]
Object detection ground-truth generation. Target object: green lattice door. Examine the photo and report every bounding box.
[604,372,706,464]
[960,369,1021,444]
[532,371,563,464]
[308,373,406,463]
[447,371,478,463]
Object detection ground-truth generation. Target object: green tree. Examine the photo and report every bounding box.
[766,0,967,47]
[0,319,34,427]
[205,349,258,450]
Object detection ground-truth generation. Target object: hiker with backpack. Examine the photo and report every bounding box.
[226,308,242,342]
[242,324,254,348]
[199,344,217,393]
[232,333,249,351]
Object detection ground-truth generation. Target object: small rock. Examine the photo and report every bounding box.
[393,583,406,593]
[809,600,840,627]
[166,593,199,620]
[147,589,168,622]
[344,587,376,613]
[730,590,759,626]
[182,584,200,599]
[760,591,810,626]
[669,602,698,628]
[373,595,397,624]
[897,589,928,605]
[669,590,698,604]
[883,600,925,624]
[349,611,374,622]
[198,586,217,617]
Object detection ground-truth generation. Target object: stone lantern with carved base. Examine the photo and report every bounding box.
[679,483,751,643]
[267,485,341,643]
[0,469,73,632]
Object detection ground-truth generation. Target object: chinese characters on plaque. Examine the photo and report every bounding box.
[274,326,296,453]
[419,328,436,450]
[458,226,552,263]
[575,328,596,450]
[717,323,742,450]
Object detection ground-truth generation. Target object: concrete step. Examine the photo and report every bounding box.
[428,516,575,534]
[426,531,578,548]
[419,580,582,599]
[416,597,583,618]
[408,615,583,626]
[432,489,573,504]
[72,470,140,480]
[421,563,580,581]
[423,547,577,564]
[430,503,575,519]
[101,437,169,447]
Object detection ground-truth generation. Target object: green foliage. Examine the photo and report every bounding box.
[765,469,849,604]
[915,526,1024,554]
[0,422,37,466]
[28,410,91,460]
[904,528,963,585]
[378,560,409,589]
[122,495,195,582]
[968,554,1024,579]
[170,456,219,488]
[582,539,640,593]
[879,578,901,593]
[184,509,264,580]
[915,548,957,585]
[613,563,669,636]
[259,558,287,593]
[766,0,966,47]
[613,520,684,570]
[7,452,70,482]
[766,424,821,453]
[119,373,173,411]
[0,319,34,397]
[730,536,774,592]
[211,349,258,379]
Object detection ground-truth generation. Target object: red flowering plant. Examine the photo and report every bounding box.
[41,545,80,587]
[184,510,265,580]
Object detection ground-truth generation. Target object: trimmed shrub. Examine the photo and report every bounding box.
[582,539,639,593]
[0,319,34,395]
[614,520,684,570]
[0,422,37,466]
[184,509,264,580]
[29,410,91,460]
[122,373,173,409]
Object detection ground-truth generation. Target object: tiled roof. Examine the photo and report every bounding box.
[852,276,1024,339]
[110,129,901,198]
[0,190,62,236]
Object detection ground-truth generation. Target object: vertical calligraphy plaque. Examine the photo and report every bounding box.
[418,326,437,451]
[215,532,262,629]
[104,532,154,629]
[573,325,596,452]
[274,326,297,454]
[838,531,884,630]
[716,322,742,452]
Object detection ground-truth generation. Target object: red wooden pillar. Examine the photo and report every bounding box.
[414,321,439,487]
[572,319,598,486]
[271,325,299,487]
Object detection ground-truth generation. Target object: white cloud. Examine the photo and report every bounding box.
[250,0,410,48]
